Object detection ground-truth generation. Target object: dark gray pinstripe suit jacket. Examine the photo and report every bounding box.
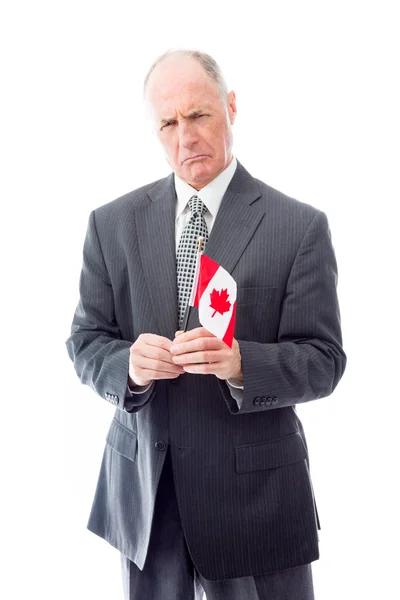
[66,161,346,581]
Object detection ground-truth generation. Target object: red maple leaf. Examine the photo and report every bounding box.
[209,288,231,317]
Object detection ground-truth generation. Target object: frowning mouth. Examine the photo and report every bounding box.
[182,155,209,164]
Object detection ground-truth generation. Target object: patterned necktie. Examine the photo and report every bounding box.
[176,195,209,327]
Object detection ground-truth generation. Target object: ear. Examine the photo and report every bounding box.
[227,90,237,125]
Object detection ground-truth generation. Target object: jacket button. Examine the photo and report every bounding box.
[253,397,261,406]
[155,440,167,451]
[266,397,272,405]
[271,397,279,405]
[260,397,267,406]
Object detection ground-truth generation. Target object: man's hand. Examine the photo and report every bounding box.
[129,334,185,387]
[170,327,243,381]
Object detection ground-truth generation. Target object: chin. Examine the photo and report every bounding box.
[194,160,220,180]
[180,163,210,186]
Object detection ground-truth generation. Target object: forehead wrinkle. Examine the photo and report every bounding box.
[148,70,225,127]
[149,75,222,110]
[156,100,215,125]
[160,107,209,121]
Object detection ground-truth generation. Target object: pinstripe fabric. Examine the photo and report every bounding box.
[66,161,346,581]
[120,448,314,599]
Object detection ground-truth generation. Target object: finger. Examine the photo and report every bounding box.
[132,356,185,374]
[172,350,226,365]
[170,336,223,356]
[182,362,225,375]
[173,327,213,343]
[135,368,185,381]
[133,343,176,364]
[139,334,175,351]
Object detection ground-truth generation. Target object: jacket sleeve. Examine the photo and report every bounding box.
[66,210,155,412]
[220,210,346,415]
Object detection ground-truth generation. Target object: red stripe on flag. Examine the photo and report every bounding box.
[222,301,237,348]
[193,255,220,307]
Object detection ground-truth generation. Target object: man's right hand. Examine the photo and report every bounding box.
[128,333,185,387]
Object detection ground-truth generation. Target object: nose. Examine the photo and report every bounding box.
[178,121,198,150]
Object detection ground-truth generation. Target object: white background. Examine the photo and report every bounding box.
[1,1,399,598]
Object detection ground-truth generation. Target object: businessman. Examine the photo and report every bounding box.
[66,49,346,599]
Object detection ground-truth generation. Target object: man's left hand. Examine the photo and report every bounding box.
[170,327,242,381]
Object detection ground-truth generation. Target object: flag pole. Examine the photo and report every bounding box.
[182,236,204,332]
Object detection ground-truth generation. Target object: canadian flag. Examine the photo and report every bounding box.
[190,255,237,347]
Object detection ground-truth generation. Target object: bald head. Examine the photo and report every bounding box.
[144,49,228,101]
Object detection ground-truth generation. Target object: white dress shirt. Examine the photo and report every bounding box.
[174,156,237,246]
[130,157,244,405]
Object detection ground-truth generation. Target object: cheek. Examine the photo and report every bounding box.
[208,122,229,153]
[160,137,178,162]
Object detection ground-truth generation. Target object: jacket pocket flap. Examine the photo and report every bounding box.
[235,431,307,473]
[106,418,138,462]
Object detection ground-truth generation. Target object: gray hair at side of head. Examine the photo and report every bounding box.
[143,49,229,100]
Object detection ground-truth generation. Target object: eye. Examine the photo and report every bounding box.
[161,120,176,130]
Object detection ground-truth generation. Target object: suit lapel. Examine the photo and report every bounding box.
[186,161,265,330]
[135,162,265,335]
[205,161,264,271]
[135,174,179,339]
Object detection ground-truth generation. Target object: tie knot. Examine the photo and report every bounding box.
[188,195,207,217]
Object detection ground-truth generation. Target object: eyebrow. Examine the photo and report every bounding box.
[187,109,205,118]
[160,109,208,125]
[161,117,176,125]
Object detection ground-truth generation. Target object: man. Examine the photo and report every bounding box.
[66,49,346,600]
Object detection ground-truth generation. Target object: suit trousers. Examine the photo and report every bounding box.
[121,447,315,600]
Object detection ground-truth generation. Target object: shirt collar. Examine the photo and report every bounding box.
[174,157,237,220]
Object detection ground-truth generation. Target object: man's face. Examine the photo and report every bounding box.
[146,57,237,190]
